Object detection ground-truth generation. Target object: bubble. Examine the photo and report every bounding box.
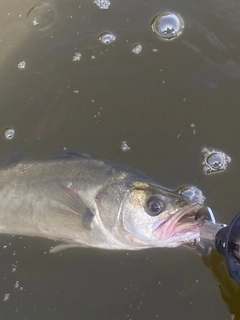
[27,2,57,32]
[94,0,111,9]
[72,52,81,62]
[98,32,116,44]
[17,60,26,69]
[177,186,205,204]
[132,44,142,54]
[121,141,130,152]
[201,148,231,174]
[151,12,184,40]
[3,128,15,140]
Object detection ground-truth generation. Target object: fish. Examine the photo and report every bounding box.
[0,152,206,252]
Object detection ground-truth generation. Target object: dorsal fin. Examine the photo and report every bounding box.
[57,151,93,160]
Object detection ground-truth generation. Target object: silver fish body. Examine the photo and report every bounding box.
[0,153,205,251]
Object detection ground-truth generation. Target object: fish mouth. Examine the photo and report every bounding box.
[152,204,205,246]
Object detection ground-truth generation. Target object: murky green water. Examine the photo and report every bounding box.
[0,0,240,319]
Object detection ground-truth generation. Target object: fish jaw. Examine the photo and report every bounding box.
[152,204,204,247]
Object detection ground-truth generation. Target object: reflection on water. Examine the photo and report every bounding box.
[0,0,240,318]
[203,250,240,319]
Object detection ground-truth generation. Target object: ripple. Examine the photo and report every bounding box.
[26,0,71,35]
[27,1,58,32]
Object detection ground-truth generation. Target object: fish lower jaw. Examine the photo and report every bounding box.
[152,204,204,247]
[153,230,201,248]
[153,220,202,247]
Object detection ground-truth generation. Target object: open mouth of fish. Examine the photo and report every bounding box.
[152,204,206,243]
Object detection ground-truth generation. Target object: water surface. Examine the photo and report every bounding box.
[0,0,240,319]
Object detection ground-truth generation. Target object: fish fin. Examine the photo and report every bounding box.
[50,185,94,230]
[57,151,93,160]
[50,243,85,253]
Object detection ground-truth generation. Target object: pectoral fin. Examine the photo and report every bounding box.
[50,185,94,230]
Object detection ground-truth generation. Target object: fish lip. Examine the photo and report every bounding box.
[152,203,204,239]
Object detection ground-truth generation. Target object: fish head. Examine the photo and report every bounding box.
[119,181,205,248]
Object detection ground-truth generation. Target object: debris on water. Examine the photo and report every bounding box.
[72,53,81,62]
[151,12,184,40]
[3,127,15,140]
[98,32,116,44]
[190,123,196,135]
[32,17,39,26]
[17,60,26,69]
[3,293,10,302]
[12,261,18,273]
[132,44,142,54]
[201,148,231,174]
[121,141,130,152]
[94,0,111,9]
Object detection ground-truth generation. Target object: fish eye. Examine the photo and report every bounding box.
[146,197,164,216]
